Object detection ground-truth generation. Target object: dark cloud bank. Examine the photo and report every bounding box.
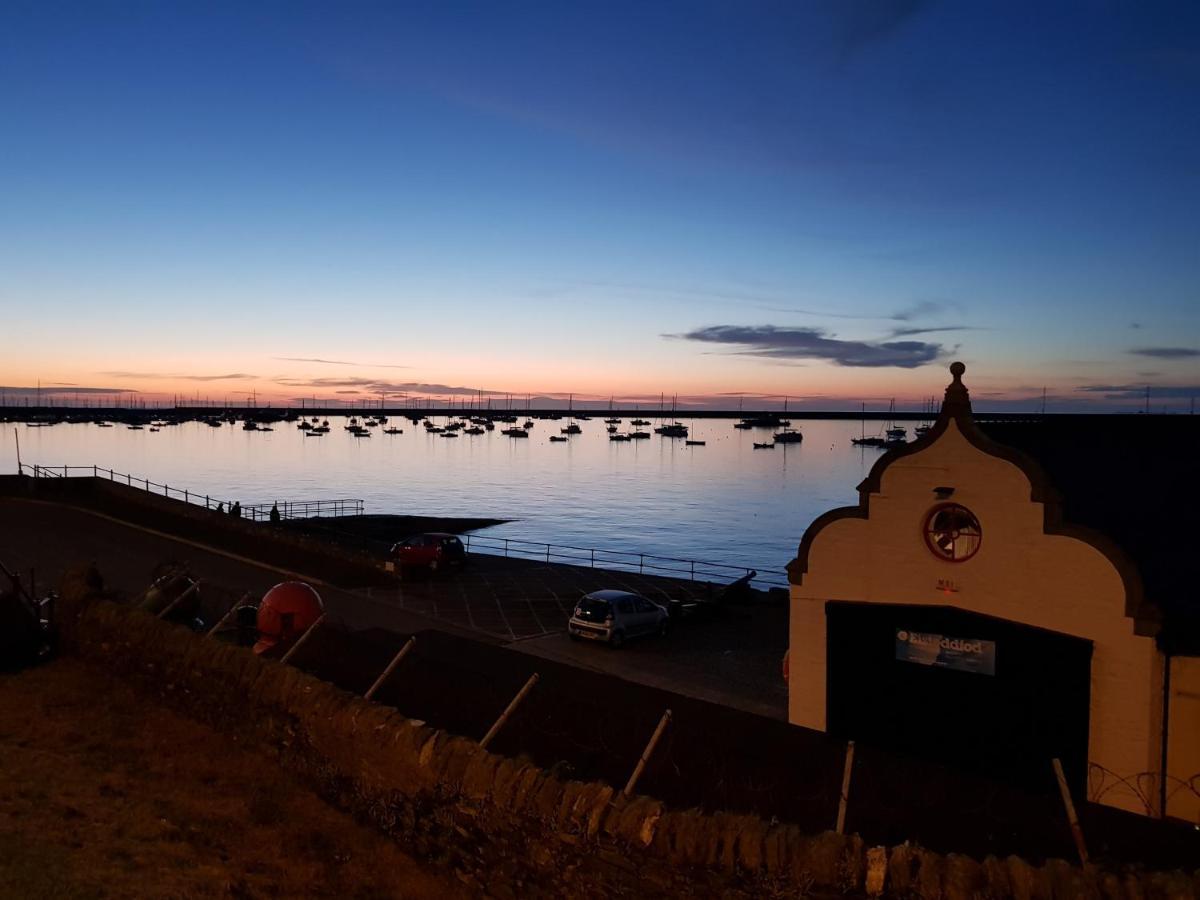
[666,324,944,368]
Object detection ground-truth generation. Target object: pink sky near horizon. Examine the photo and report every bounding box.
[0,355,1179,413]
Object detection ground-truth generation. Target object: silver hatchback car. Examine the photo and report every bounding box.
[568,590,669,647]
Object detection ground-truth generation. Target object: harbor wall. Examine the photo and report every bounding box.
[54,569,1200,899]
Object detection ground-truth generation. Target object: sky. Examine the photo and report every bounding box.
[1,1,1198,411]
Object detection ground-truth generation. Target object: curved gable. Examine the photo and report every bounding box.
[787,363,1157,636]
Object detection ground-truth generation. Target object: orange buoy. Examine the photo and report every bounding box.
[254,581,323,655]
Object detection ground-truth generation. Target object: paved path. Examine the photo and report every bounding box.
[0,498,482,639]
[1,496,787,719]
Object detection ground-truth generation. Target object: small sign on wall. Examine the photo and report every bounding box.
[895,629,996,676]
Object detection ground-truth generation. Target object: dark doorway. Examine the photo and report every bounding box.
[826,601,1093,793]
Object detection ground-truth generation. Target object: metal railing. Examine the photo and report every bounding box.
[461,532,789,589]
[18,463,362,523]
[241,499,363,520]
[17,463,783,586]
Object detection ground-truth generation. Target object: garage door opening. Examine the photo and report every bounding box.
[826,601,1093,793]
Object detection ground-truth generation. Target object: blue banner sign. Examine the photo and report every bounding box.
[895,629,996,676]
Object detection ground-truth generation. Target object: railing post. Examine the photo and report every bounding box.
[93,465,97,477]
[281,614,326,664]
[480,673,540,749]
[835,740,856,834]
[505,539,509,558]
[364,636,416,701]
[184,489,189,503]
[546,544,550,562]
[640,554,644,574]
[591,549,595,568]
[691,560,695,581]
[624,709,672,797]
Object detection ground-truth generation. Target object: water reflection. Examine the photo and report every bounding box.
[4,417,879,580]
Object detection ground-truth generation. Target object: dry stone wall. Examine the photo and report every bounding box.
[55,570,1200,899]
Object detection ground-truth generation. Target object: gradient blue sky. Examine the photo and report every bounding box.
[2,1,1198,410]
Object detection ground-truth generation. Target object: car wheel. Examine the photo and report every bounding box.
[610,630,625,649]
[658,620,669,638]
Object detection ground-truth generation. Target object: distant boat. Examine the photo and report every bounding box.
[604,417,621,425]
[383,426,404,434]
[609,432,633,442]
[738,413,786,429]
[550,435,568,442]
[753,442,774,449]
[463,426,484,435]
[304,430,324,437]
[607,424,618,433]
[502,427,529,438]
[654,422,688,438]
[561,423,582,435]
[441,432,458,438]
[851,401,888,448]
[631,418,650,427]
[773,428,803,444]
[629,431,650,440]
[884,399,907,446]
[97,422,112,428]
[685,440,706,446]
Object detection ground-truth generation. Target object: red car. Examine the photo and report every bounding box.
[390,533,467,572]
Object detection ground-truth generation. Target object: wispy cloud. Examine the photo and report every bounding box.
[274,357,411,369]
[0,384,133,394]
[665,324,944,368]
[1129,347,1199,359]
[100,371,257,381]
[274,377,500,397]
[1077,383,1200,399]
[832,0,932,58]
[888,325,975,338]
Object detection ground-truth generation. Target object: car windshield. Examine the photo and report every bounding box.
[576,597,611,620]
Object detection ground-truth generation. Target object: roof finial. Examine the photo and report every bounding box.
[941,360,972,418]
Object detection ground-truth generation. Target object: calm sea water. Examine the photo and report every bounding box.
[4,417,889,583]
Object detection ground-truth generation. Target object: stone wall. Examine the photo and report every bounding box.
[55,572,1200,898]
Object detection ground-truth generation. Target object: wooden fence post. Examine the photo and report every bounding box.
[206,592,252,638]
[836,740,856,834]
[156,579,202,619]
[624,709,672,797]
[364,637,416,701]
[281,614,326,664]
[1052,757,1089,865]
[480,673,540,749]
